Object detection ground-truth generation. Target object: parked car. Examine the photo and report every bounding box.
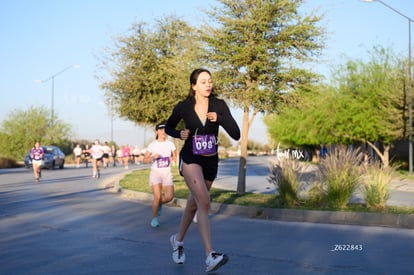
[24,146,65,169]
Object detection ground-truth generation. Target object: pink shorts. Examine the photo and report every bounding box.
[149,169,173,186]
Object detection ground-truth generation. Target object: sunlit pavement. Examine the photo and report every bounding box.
[1,162,413,274]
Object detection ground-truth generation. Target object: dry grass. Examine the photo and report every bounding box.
[268,158,307,207]
[361,162,394,210]
[317,146,364,208]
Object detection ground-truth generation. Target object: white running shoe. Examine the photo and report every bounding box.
[205,251,229,272]
[170,234,185,264]
[193,211,197,223]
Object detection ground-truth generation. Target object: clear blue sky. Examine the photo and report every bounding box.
[1,0,413,148]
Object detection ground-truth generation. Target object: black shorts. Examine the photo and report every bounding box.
[180,151,218,181]
[103,153,109,159]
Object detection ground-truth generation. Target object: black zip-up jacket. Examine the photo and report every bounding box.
[165,96,240,157]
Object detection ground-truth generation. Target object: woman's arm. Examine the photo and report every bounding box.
[165,103,183,139]
[216,99,240,141]
[143,150,158,164]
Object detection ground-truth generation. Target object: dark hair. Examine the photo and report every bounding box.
[187,68,214,98]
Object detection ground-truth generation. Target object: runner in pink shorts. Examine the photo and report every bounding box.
[143,122,177,228]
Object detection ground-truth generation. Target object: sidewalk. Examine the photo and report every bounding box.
[389,178,414,192]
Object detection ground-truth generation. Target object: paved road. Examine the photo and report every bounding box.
[1,164,414,274]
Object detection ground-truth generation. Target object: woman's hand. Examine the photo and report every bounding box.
[180,129,190,140]
[207,112,217,122]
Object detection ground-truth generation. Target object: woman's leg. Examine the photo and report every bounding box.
[151,184,162,217]
[124,157,129,168]
[176,192,197,241]
[92,159,97,176]
[162,185,174,204]
[179,162,213,256]
[96,158,101,176]
[33,163,39,180]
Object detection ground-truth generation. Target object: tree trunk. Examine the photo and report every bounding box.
[365,140,390,168]
[383,144,390,168]
[237,156,247,195]
[237,108,250,195]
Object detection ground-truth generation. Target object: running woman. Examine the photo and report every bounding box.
[89,139,104,178]
[165,68,240,272]
[30,141,44,182]
[143,122,177,228]
[73,144,82,168]
[102,141,111,168]
[121,144,131,169]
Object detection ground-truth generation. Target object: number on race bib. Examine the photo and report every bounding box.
[192,134,217,155]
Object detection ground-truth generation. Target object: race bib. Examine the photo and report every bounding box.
[33,155,42,161]
[32,148,43,160]
[156,157,171,168]
[192,134,217,155]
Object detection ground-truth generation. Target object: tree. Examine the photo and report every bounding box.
[99,15,205,126]
[247,139,264,152]
[265,47,406,168]
[331,47,405,167]
[0,106,72,160]
[218,131,232,148]
[265,84,336,147]
[201,0,325,194]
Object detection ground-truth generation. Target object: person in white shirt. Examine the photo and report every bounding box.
[89,139,104,178]
[30,141,44,182]
[102,141,111,168]
[143,122,177,228]
[73,144,82,168]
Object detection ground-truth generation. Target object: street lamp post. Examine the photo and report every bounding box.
[35,64,80,125]
[362,0,413,173]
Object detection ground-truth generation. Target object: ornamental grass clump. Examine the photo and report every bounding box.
[318,146,364,209]
[306,181,325,208]
[362,162,394,210]
[268,158,307,207]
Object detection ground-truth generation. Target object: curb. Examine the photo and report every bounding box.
[100,172,414,230]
